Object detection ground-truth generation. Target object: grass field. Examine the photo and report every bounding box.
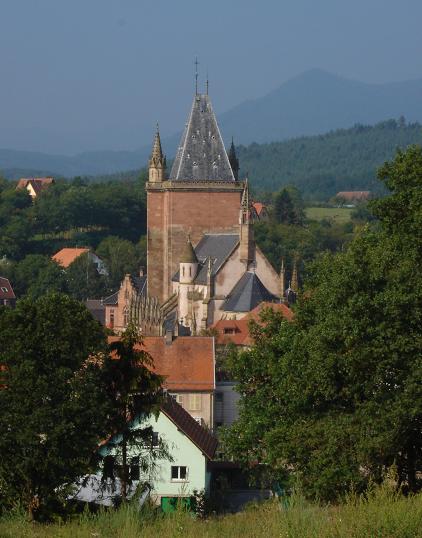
[1,485,421,538]
[306,206,353,224]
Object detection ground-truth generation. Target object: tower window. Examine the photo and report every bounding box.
[189,266,192,276]
[182,266,185,277]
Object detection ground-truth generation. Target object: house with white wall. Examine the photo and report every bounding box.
[73,397,217,508]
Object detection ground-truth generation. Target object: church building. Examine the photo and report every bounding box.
[143,90,281,334]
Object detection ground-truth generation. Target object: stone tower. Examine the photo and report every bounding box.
[146,93,244,303]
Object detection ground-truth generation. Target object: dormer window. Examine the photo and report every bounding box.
[1,287,8,292]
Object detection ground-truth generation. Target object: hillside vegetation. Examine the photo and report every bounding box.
[79,119,422,200]
[238,118,422,198]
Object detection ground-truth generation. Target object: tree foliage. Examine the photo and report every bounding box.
[224,146,422,500]
[238,119,422,199]
[0,293,111,518]
[103,326,164,499]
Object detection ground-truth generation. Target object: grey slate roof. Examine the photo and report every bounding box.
[172,234,239,284]
[85,299,105,325]
[103,291,118,306]
[223,271,278,312]
[169,94,235,182]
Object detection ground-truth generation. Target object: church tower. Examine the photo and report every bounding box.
[146,92,244,303]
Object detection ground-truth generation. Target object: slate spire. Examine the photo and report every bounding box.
[170,94,235,182]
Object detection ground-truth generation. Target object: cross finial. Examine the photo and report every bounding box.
[194,57,199,95]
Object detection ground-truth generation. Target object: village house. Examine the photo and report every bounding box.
[52,247,108,275]
[335,190,371,206]
[0,277,16,307]
[16,177,55,199]
[108,335,215,428]
[73,396,218,508]
[251,201,269,221]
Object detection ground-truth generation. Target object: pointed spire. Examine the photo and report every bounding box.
[291,257,299,292]
[180,236,198,264]
[239,179,254,266]
[194,57,199,95]
[148,124,166,183]
[241,178,249,211]
[228,137,239,180]
[169,93,235,182]
[280,257,286,301]
[151,124,163,161]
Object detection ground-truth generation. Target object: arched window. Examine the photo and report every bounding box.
[123,307,129,326]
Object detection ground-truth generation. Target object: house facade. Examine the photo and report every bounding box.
[16,177,55,199]
[52,247,108,275]
[74,398,217,506]
[108,335,215,428]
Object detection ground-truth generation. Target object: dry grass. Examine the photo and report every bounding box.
[1,484,421,538]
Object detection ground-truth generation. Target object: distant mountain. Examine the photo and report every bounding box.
[2,69,422,178]
[218,69,422,146]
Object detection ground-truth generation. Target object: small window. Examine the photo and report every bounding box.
[130,456,140,481]
[1,287,8,293]
[188,394,201,411]
[171,466,188,481]
[170,393,183,405]
[102,455,115,480]
[152,431,159,447]
[189,266,192,277]
[182,266,185,277]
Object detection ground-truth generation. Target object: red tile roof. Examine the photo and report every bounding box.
[211,319,252,346]
[52,248,90,268]
[16,177,54,195]
[335,191,371,201]
[245,301,294,322]
[161,396,218,459]
[0,277,15,300]
[211,302,293,346]
[252,202,265,216]
[108,336,215,392]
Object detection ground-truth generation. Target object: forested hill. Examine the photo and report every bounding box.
[238,119,422,199]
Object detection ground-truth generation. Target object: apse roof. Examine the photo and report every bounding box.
[223,271,278,312]
[169,94,235,182]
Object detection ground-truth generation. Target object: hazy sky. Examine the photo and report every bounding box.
[2,0,422,154]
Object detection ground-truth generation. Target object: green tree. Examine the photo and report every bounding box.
[273,188,296,224]
[103,326,164,500]
[96,236,139,289]
[10,254,67,298]
[224,146,422,500]
[66,252,107,300]
[0,293,111,519]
